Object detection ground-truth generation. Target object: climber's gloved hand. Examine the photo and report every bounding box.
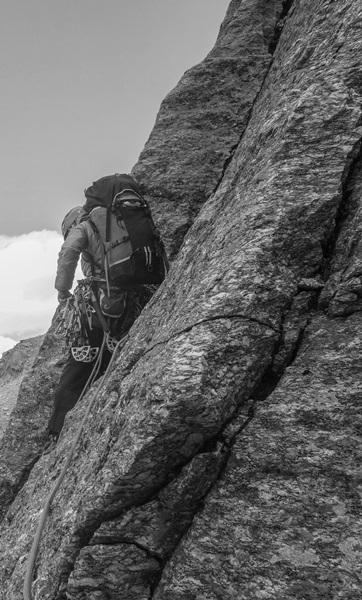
[57,290,72,304]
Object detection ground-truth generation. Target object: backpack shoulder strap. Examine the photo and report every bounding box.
[83,217,105,275]
[106,206,111,243]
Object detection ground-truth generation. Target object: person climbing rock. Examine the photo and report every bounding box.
[47,173,168,440]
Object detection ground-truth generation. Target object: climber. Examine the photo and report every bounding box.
[47,173,168,441]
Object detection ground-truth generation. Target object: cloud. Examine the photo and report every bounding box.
[0,335,17,358]
[0,231,80,341]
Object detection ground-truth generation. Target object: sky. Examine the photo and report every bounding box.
[0,0,230,355]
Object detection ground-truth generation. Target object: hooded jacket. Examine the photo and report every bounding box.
[55,173,168,292]
[56,174,142,292]
[55,214,105,292]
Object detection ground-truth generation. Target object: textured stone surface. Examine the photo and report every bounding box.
[133,0,284,257]
[0,1,361,599]
[67,451,224,599]
[0,336,43,440]
[154,314,362,600]
[0,0,286,533]
[0,318,276,598]
[0,323,63,521]
[66,545,160,600]
[320,154,362,317]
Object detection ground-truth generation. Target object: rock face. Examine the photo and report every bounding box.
[133,0,285,258]
[1,0,362,599]
[154,314,362,600]
[0,337,43,440]
[0,322,65,524]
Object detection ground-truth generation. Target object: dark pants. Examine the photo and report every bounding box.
[48,286,155,436]
[47,327,111,435]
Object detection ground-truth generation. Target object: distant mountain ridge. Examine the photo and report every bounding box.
[0,336,43,440]
[0,337,16,359]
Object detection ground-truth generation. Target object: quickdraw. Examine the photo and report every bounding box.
[55,277,130,364]
[55,285,91,352]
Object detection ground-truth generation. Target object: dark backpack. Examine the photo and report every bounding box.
[84,174,168,287]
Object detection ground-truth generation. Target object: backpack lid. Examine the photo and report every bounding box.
[84,174,142,210]
[61,206,86,239]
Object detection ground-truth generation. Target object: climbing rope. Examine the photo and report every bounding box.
[23,333,127,600]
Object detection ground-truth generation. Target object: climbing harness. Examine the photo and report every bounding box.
[71,345,99,363]
[55,282,94,354]
[23,333,128,600]
[55,277,122,360]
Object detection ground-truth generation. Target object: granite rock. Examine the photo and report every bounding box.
[0,1,362,599]
[132,0,284,258]
[0,322,64,522]
[154,314,362,600]
[0,336,43,440]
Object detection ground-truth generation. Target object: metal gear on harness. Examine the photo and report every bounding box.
[84,296,96,330]
[55,279,101,356]
[54,296,74,338]
[55,277,133,360]
[106,333,120,353]
[71,345,99,362]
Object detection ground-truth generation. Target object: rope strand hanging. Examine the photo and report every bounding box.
[23,334,127,600]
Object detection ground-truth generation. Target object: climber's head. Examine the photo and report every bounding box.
[61,206,85,239]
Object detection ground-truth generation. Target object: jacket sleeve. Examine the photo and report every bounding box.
[55,225,89,292]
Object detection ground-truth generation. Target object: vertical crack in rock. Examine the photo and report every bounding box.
[64,447,227,600]
[144,301,315,598]
[2,0,362,598]
[213,0,296,195]
[321,140,362,272]
[0,0,294,530]
[62,313,277,598]
[319,140,362,315]
[152,311,362,599]
[213,138,362,492]
[268,0,295,54]
[208,295,315,458]
[133,0,291,259]
[67,301,295,599]
[144,2,362,593]
[147,93,362,599]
